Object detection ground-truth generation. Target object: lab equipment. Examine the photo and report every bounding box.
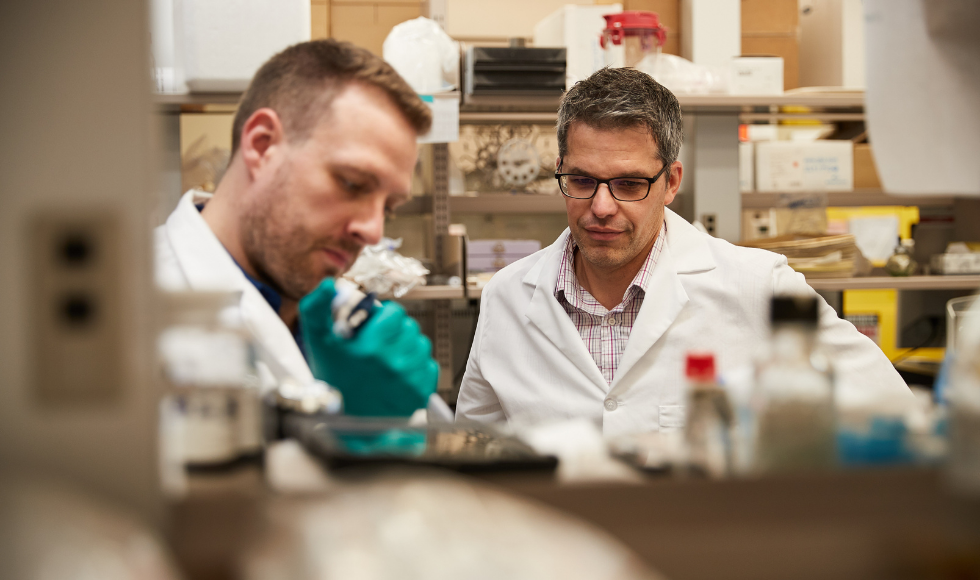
[753,296,837,473]
[330,277,378,339]
[285,414,557,474]
[158,291,263,469]
[299,277,438,417]
[464,46,566,97]
[683,352,734,478]
[600,11,666,69]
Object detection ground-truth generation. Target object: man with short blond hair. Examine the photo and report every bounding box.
[157,40,438,416]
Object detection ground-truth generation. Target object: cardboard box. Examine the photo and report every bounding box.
[799,0,865,88]
[755,140,853,192]
[853,143,882,189]
[741,0,798,35]
[730,56,783,95]
[331,1,422,56]
[741,33,799,90]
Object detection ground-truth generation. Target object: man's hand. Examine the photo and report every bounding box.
[299,278,438,417]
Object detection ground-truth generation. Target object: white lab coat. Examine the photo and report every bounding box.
[456,208,914,437]
[155,190,313,389]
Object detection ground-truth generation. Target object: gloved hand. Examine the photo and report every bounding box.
[299,278,439,417]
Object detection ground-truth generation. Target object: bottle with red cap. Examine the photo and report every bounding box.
[684,352,734,478]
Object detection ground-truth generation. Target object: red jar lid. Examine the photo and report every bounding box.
[601,11,667,47]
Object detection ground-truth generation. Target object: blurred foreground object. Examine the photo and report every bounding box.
[864,0,980,196]
[0,475,181,580]
[243,472,664,580]
[754,296,837,473]
[948,296,980,493]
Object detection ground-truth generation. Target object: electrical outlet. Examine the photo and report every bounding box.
[30,212,123,406]
[701,213,718,236]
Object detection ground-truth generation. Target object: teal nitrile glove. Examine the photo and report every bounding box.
[299,278,439,417]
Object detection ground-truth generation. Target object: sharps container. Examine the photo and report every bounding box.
[600,11,667,69]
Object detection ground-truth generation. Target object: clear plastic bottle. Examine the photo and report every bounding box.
[753,296,837,474]
[684,352,734,478]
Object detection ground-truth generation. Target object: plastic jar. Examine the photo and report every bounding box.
[600,11,667,69]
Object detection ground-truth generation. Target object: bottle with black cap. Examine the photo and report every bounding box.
[753,295,836,473]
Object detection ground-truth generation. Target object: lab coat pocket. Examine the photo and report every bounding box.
[659,405,686,431]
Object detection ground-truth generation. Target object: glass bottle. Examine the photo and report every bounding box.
[684,352,734,478]
[947,298,980,494]
[753,296,837,473]
[885,238,917,276]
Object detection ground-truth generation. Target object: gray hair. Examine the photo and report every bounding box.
[556,67,683,166]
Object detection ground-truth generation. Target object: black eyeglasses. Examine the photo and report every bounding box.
[554,161,672,202]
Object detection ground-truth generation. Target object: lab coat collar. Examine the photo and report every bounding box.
[519,207,715,394]
[164,190,313,383]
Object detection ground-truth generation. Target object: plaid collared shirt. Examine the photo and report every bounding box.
[555,221,667,385]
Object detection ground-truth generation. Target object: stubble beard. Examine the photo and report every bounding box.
[239,171,360,301]
[572,219,639,271]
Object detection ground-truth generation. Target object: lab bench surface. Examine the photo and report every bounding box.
[170,464,980,580]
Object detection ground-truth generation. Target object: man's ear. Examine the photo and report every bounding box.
[555,156,561,171]
[663,160,683,206]
[239,108,285,180]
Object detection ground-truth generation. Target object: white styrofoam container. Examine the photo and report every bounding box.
[729,56,784,95]
[533,4,622,89]
[932,253,980,275]
[175,0,311,92]
[755,140,854,192]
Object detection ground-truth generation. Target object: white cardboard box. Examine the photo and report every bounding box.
[755,140,854,192]
[176,0,310,92]
[533,4,623,89]
[730,56,784,95]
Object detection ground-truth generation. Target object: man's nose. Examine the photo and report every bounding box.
[591,183,618,219]
[348,199,385,246]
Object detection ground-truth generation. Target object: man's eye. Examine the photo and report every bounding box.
[615,179,645,189]
[341,178,368,194]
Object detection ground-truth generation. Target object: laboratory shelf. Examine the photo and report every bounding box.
[410,276,980,302]
[806,275,980,291]
[154,91,242,110]
[742,190,958,208]
[396,190,958,217]
[395,194,566,215]
[386,285,465,301]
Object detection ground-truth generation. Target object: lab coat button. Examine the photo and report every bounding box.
[604,398,618,411]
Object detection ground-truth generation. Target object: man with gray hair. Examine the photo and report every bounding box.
[456,68,911,435]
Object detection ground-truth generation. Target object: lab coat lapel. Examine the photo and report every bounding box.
[522,230,609,393]
[610,209,715,391]
[165,191,314,383]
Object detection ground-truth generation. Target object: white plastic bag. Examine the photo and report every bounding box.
[343,238,429,298]
[637,53,728,94]
[382,17,459,94]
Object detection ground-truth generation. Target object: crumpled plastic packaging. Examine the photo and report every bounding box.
[344,238,429,298]
[637,52,728,94]
[383,16,459,94]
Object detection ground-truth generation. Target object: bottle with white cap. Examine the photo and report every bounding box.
[684,352,734,478]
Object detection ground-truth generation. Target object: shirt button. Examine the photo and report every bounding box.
[604,398,618,411]
[608,316,619,326]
